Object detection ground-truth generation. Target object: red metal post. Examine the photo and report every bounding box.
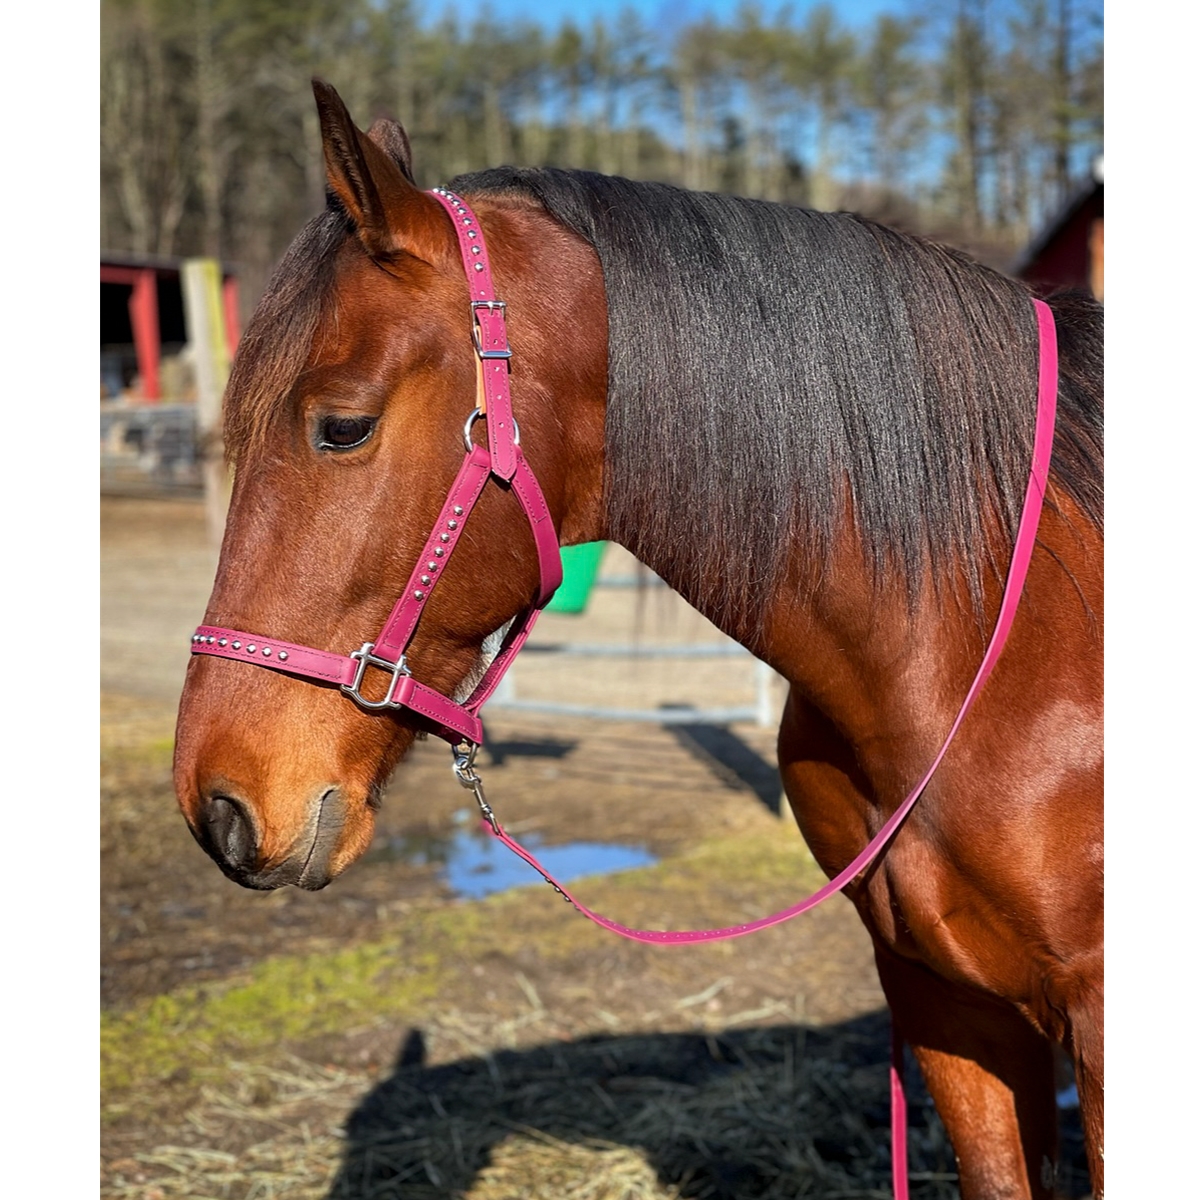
[128,269,161,401]
[222,274,241,357]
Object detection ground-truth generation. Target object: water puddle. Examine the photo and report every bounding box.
[364,810,657,900]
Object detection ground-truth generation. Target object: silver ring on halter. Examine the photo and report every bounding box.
[463,407,521,454]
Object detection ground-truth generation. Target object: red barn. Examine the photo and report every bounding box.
[101,254,240,402]
[1012,158,1104,301]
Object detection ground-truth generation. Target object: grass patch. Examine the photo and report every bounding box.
[102,826,826,1115]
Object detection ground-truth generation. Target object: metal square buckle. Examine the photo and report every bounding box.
[471,300,512,360]
[341,642,411,711]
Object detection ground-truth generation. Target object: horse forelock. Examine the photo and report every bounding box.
[223,207,351,463]
[451,166,1103,626]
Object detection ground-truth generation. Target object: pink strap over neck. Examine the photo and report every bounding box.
[476,297,1056,1200]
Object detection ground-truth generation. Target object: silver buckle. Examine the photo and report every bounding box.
[471,300,512,360]
[341,642,411,711]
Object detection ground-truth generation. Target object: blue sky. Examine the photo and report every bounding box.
[424,0,909,36]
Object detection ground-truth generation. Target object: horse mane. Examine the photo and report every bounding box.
[224,166,1103,628]
[223,204,350,463]
[452,167,1103,628]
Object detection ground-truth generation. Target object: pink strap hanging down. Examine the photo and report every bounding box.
[476,297,1056,1200]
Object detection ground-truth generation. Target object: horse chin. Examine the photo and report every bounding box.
[299,805,377,890]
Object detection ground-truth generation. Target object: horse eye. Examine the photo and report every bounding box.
[317,415,376,451]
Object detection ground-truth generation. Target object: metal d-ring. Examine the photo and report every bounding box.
[462,407,521,454]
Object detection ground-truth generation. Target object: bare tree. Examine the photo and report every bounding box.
[100,0,1102,306]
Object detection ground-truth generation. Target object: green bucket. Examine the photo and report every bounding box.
[545,541,607,614]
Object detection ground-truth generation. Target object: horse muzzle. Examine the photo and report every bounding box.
[184,778,359,891]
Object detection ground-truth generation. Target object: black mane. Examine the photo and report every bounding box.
[453,167,1103,629]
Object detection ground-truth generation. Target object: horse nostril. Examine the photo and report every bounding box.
[200,794,258,873]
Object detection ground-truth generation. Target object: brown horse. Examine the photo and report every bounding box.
[174,81,1103,1198]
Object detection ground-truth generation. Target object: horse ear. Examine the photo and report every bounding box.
[365,117,416,184]
[311,79,445,264]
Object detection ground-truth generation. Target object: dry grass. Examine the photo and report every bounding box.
[101,494,1098,1200]
[470,1131,683,1200]
[103,996,974,1200]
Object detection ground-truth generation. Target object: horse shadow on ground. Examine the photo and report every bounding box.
[478,729,578,768]
[324,1009,1090,1199]
[475,719,781,814]
[666,722,784,815]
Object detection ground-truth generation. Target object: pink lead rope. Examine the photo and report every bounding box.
[479,297,1059,943]
[469,297,1058,1200]
[190,187,1058,1198]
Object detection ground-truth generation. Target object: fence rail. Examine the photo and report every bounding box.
[487,643,778,728]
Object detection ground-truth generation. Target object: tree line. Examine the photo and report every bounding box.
[101,0,1102,302]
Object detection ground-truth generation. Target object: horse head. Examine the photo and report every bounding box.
[173,81,606,890]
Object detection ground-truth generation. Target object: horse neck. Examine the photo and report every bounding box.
[491,191,1035,767]
[625,481,1100,809]
[614,504,994,780]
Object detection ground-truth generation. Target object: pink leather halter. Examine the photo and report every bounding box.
[191,188,563,749]
[192,186,1059,922]
[191,188,1058,1198]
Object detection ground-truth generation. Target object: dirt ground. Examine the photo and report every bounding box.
[100,496,1089,1199]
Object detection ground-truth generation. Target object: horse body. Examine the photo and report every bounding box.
[173,82,1102,1197]
[768,496,1102,1196]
